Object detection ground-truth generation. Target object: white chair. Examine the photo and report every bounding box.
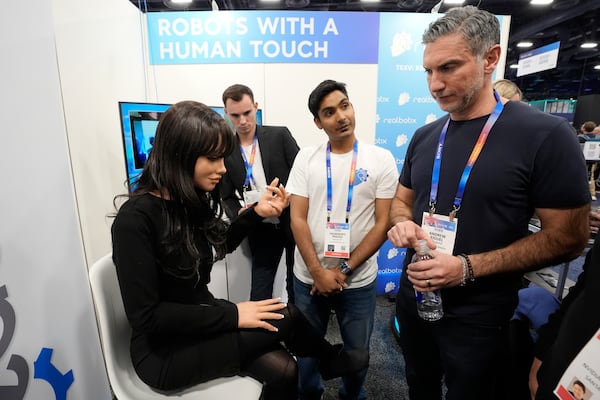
[88,253,263,399]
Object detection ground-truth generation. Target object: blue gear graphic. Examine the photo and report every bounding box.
[354,168,369,185]
[33,348,74,400]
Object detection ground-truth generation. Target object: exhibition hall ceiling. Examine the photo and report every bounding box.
[128,0,600,101]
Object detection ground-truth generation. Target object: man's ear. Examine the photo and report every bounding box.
[314,117,323,130]
[484,44,501,75]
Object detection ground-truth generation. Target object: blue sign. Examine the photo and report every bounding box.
[376,240,405,295]
[375,12,442,171]
[147,11,380,64]
[374,14,441,295]
[517,41,560,77]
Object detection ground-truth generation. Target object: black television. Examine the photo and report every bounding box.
[118,101,263,189]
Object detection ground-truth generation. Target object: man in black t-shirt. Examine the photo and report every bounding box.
[387,6,590,400]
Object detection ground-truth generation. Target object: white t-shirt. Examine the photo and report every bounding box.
[286,142,398,288]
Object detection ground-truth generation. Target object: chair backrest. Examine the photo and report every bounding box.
[88,253,262,399]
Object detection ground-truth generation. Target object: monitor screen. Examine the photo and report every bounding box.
[118,101,262,189]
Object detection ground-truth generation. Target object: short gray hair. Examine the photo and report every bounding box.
[423,6,500,60]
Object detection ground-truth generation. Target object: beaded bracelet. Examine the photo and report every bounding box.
[460,253,475,284]
[457,255,468,286]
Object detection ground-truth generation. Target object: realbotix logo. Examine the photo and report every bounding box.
[0,285,74,400]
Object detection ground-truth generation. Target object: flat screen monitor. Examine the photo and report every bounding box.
[118,101,262,189]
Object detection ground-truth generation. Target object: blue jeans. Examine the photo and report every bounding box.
[294,277,376,400]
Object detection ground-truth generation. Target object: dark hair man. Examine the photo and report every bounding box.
[287,79,398,399]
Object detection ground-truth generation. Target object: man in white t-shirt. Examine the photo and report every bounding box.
[286,79,398,400]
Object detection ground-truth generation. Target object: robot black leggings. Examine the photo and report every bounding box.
[237,303,339,400]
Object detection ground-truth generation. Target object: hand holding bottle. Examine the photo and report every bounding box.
[406,245,465,290]
[411,240,443,321]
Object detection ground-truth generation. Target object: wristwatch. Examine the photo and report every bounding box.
[339,260,353,276]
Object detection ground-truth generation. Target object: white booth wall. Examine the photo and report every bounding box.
[0,1,111,398]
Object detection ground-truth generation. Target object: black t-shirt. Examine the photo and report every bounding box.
[399,101,590,323]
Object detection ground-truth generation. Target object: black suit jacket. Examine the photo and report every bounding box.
[534,236,600,398]
[221,125,299,227]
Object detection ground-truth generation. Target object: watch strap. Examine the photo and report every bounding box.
[340,260,353,276]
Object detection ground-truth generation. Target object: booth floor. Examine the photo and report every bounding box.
[324,295,407,399]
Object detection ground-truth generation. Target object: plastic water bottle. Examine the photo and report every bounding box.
[412,239,444,321]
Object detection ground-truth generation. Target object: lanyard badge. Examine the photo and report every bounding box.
[324,141,358,259]
[424,91,504,254]
[241,135,259,207]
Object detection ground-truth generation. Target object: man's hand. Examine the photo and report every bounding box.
[407,252,464,291]
[590,209,600,234]
[387,220,435,250]
[310,268,347,296]
[388,223,464,290]
[529,357,542,400]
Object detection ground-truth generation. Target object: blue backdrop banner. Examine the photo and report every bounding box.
[374,13,443,294]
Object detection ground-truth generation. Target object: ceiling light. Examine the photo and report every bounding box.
[162,0,193,9]
[517,41,533,48]
[444,0,465,4]
[580,42,598,49]
[530,0,553,5]
[285,0,310,6]
[510,64,519,69]
[594,65,600,70]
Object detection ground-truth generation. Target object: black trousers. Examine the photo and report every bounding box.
[247,222,295,302]
[396,292,510,400]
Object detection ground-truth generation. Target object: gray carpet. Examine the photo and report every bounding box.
[323,295,408,399]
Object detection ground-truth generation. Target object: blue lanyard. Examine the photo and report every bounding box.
[326,140,358,223]
[240,135,257,189]
[429,91,504,219]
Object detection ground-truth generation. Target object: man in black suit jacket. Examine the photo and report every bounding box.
[530,219,599,399]
[221,84,300,302]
